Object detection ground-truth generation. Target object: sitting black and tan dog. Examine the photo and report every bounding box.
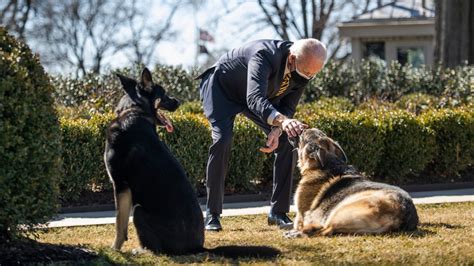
[105,68,279,257]
[287,128,418,237]
[104,68,205,254]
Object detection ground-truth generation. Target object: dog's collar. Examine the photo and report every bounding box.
[324,162,358,177]
[118,107,157,125]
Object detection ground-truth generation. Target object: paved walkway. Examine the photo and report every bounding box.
[47,188,474,228]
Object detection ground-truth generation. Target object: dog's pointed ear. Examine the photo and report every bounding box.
[141,68,153,91]
[332,141,348,164]
[320,137,348,164]
[307,143,326,168]
[116,73,137,96]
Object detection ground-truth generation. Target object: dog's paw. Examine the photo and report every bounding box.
[284,230,304,239]
[132,247,147,255]
[111,243,122,251]
[278,223,294,230]
[111,238,126,251]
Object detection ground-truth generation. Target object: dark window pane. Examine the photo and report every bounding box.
[363,42,385,60]
[397,47,425,67]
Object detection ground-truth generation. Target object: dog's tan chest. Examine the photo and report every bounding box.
[295,175,325,213]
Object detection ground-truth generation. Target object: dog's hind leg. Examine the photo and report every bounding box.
[322,192,402,235]
[133,205,163,254]
[112,188,132,250]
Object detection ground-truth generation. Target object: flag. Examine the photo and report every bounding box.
[199,29,215,42]
[198,44,209,54]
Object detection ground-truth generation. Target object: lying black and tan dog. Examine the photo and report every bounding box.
[104,68,279,257]
[287,128,418,237]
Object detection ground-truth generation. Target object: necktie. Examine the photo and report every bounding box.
[276,72,291,97]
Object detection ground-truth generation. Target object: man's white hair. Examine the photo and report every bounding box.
[290,38,327,62]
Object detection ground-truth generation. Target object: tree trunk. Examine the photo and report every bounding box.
[435,0,473,67]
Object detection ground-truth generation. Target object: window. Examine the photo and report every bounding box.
[397,47,425,67]
[363,42,385,60]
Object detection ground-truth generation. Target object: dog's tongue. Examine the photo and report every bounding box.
[156,111,174,133]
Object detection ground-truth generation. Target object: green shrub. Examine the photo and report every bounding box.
[51,65,199,114]
[351,58,387,104]
[304,61,357,102]
[301,60,472,106]
[178,100,204,115]
[420,108,474,178]
[385,60,412,100]
[357,99,398,113]
[297,97,354,117]
[375,110,436,182]
[152,64,200,102]
[228,115,267,192]
[159,113,211,189]
[396,93,440,115]
[437,65,474,108]
[0,27,62,240]
[55,105,473,202]
[297,110,384,176]
[59,113,114,201]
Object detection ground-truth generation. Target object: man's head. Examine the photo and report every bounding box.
[288,39,327,80]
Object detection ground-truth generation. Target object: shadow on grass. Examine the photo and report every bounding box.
[0,238,100,265]
[99,248,281,264]
[419,222,464,229]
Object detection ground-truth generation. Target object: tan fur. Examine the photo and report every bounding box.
[311,190,402,235]
[112,188,132,250]
[293,171,325,230]
[292,129,409,237]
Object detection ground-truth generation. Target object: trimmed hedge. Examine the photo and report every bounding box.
[56,102,473,202]
[228,116,267,192]
[296,110,384,176]
[159,113,210,190]
[0,27,62,240]
[60,113,113,201]
[374,110,436,182]
[420,108,474,178]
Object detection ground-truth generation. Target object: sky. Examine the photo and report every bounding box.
[20,0,384,74]
[134,1,279,68]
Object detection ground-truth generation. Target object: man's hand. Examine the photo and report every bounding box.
[259,127,282,153]
[281,118,308,137]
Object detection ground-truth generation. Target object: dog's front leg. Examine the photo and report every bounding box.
[112,188,132,250]
[294,211,304,230]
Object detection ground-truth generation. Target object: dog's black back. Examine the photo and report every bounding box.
[105,69,204,254]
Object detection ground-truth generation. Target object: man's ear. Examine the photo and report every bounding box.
[141,68,153,91]
[116,73,137,96]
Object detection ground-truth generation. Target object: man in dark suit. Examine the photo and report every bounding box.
[197,38,327,231]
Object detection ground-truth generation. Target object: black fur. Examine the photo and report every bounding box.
[105,68,279,257]
[105,69,204,254]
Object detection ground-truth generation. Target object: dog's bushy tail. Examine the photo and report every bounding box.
[200,246,280,259]
[399,197,419,231]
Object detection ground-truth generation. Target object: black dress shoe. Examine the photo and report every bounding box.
[268,212,293,229]
[205,213,222,231]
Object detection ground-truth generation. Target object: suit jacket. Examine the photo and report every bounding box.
[199,39,309,123]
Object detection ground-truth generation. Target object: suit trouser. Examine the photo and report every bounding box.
[205,108,297,215]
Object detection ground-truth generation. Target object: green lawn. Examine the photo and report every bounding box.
[38,202,474,264]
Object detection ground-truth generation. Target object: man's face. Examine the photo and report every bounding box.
[289,54,325,80]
